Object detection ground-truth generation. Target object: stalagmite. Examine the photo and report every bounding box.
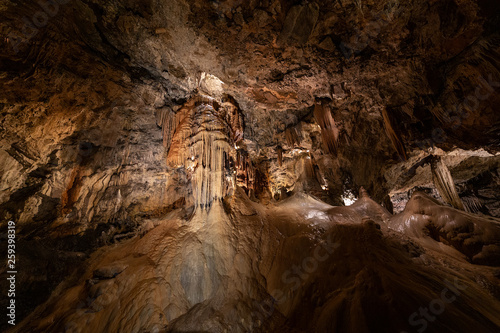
[431,156,465,210]
[313,103,339,154]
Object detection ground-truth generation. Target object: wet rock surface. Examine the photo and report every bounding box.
[7,190,500,333]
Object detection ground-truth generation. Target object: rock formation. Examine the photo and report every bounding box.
[0,0,499,332]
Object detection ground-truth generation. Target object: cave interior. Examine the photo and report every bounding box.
[1,0,500,332]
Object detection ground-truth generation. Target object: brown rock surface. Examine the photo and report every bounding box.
[0,0,499,332]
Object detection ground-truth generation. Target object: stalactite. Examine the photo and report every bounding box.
[162,110,176,150]
[277,145,283,166]
[296,122,303,140]
[156,106,189,155]
[285,127,301,147]
[431,156,465,211]
[221,95,244,143]
[247,162,254,189]
[462,195,483,213]
[381,108,407,160]
[189,104,232,209]
[304,155,315,179]
[313,103,339,154]
[167,114,193,167]
[164,95,245,212]
[253,168,269,198]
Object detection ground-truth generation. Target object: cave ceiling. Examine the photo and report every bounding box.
[1,1,499,204]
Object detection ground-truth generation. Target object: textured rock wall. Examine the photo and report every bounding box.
[0,0,499,330]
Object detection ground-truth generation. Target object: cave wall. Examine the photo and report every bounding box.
[0,0,499,330]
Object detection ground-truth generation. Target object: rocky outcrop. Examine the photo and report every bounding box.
[8,189,500,333]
